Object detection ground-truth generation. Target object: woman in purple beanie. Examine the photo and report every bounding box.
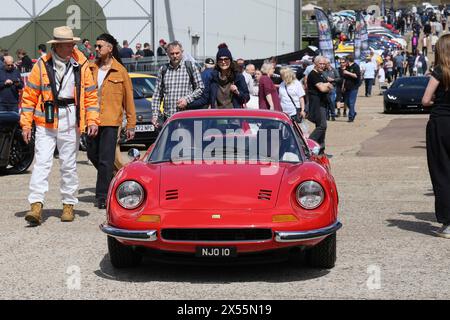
[209,43,249,109]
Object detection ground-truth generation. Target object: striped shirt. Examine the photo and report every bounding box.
[152,59,204,118]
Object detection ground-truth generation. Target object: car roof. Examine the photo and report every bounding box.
[129,73,157,79]
[169,109,292,122]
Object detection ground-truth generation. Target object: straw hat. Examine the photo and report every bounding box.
[47,26,81,44]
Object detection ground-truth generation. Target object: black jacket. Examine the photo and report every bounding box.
[0,67,23,111]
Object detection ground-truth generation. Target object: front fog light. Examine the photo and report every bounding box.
[116,181,144,209]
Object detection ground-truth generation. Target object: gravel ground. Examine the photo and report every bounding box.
[1,90,449,300]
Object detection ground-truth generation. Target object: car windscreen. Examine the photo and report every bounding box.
[391,77,430,90]
[149,117,302,164]
[131,77,156,98]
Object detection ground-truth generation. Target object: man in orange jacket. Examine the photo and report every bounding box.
[20,26,100,226]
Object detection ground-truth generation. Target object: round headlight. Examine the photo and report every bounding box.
[116,181,145,209]
[296,181,325,210]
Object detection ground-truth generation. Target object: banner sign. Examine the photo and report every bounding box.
[314,8,336,67]
[354,11,370,64]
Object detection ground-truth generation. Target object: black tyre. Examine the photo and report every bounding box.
[306,233,337,269]
[6,128,35,175]
[107,236,143,268]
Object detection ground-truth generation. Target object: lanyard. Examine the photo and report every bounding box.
[56,62,72,99]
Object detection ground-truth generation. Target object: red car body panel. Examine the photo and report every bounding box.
[104,109,340,257]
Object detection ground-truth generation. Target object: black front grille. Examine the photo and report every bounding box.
[161,229,273,242]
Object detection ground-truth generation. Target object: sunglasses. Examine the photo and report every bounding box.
[218,57,231,63]
[95,44,103,49]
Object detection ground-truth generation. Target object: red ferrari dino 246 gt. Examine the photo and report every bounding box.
[101,109,341,269]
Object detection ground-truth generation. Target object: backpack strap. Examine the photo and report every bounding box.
[160,61,197,97]
[73,60,82,127]
[43,58,58,106]
[185,60,196,90]
[159,63,170,101]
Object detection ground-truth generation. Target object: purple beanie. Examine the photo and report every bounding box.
[216,43,233,61]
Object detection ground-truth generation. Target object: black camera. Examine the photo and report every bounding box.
[44,101,55,124]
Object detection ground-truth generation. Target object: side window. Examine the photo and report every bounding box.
[291,121,309,158]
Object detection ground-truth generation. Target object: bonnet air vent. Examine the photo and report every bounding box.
[166,190,179,201]
[258,190,272,201]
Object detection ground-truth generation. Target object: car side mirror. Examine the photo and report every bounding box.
[311,146,321,156]
[127,148,141,162]
[306,139,321,156]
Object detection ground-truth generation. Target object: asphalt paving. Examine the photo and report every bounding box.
[1,87,449,300]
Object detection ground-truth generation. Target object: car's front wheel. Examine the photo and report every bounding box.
[107,236,143,268]
[306,233,336,269]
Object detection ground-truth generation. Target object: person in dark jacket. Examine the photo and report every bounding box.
[143,43,154,57]
[0,56,23,112]
[187,58,215,109]
[209,44,249,109]
[16,49,33,73]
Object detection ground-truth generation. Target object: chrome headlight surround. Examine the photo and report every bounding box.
[116,181,145,210]
[296,181,325,210]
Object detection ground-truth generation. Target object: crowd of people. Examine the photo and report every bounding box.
[1,5,449,237]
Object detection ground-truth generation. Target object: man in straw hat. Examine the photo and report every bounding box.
[20,26,100,226]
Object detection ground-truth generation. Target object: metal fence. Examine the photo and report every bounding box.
[302,21,319,37]
[121,57,169,74]
[122,56,222,74]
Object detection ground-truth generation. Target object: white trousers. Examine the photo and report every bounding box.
[28,105,80,205]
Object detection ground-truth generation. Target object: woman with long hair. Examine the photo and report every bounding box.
[422,33,450,238]
[209,43,249,109]
[87,33,136,209]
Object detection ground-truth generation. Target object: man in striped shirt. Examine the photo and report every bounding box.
[151,41,204,127]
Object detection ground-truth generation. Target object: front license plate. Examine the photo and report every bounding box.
[135,124,155,132]
[196,247,237,258]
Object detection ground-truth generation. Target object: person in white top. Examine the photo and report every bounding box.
[360,56,377,97]
[279,67,306,119]
[243,64,257,96]
[432,33,439,52]
[422,36,428,56]
[243,64,259,109]
[415,53,429,76]
[378,67,386,94]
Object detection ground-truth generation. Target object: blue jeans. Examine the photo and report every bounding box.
[364,79,374,96]
[328,89,337,118]
[309,106,328,153]
[344,89,358,120]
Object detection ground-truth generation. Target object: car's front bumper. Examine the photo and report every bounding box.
[100,224,158,242]
[274,221,342,242]
[100,221,342,243]
[384,101,428,113]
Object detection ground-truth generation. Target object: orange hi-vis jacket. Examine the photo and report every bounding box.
[20,48,99,133]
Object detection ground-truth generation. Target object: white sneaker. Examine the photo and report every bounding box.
[436,225,450,239]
